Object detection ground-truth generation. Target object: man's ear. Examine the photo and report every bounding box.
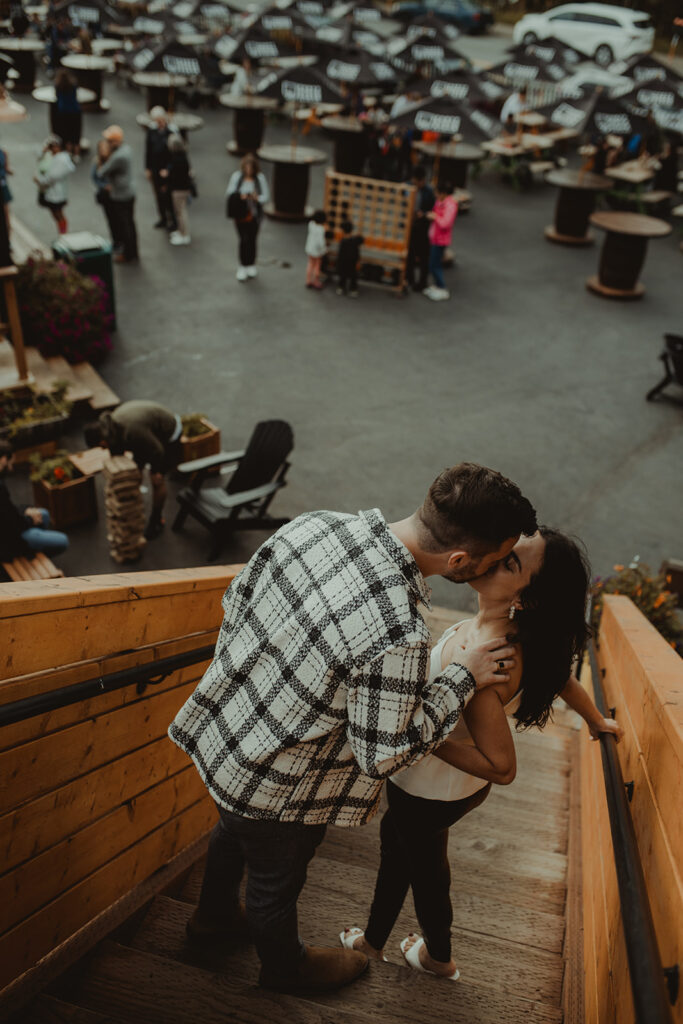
[446,549,469,572]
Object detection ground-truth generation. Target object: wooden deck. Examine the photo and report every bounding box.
[14,609,580,1024]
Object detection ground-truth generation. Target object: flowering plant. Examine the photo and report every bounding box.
[29,449,79,485]
[181,413,212,438]
[16,258,113,365]
[592,557,682,653]
[0,381,72,437]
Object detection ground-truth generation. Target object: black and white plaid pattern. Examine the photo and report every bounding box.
[169,509,474,827]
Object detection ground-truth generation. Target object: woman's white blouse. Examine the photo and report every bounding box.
[391,621,521,802]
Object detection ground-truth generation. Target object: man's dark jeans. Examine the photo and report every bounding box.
[197,803,326,982]
[112,198,138,260]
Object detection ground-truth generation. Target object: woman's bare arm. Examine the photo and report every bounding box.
[433,688,516,785]
[560,675,624,741]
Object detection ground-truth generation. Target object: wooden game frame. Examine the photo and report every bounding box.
[323,171,416,294]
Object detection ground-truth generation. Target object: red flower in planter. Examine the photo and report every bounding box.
[53,466,66,482]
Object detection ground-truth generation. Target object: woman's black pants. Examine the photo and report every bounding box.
[236,218,259,267]
[364,779,491,963]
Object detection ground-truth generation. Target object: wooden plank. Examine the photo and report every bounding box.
[25,349,94,405]
[23,995,128,1023]
[580,724,599,1024]
[69,362,120,412]
[67,940,563,1024]
[1,766,207,932]
[562,730,584,1024]
[1,737,192,873]
[0,798,217,990]
[0,680,197,812]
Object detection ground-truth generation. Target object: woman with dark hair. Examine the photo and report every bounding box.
[226,153,269,282]
[52,68,82,158]
[341,528,622,980]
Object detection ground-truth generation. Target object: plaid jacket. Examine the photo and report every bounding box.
[169,508,474,827]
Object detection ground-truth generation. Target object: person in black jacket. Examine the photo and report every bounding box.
[145,107,176,231]
[336,220,364,298]
[0,439,68,563]
[162,134,195,246]
[406,165,435,293]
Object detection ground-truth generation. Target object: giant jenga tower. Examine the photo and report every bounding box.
[103,455,146,563]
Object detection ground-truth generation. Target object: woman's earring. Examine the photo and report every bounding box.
[508,605,516,620]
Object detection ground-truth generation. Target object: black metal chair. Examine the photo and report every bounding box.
[172,419,294,559]
[646,334,683,406]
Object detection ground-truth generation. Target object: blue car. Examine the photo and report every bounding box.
[391,0,494,34]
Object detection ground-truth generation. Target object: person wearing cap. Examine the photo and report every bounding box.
[34,134,76,235]
[84,400,183,540]
[145,106,177,232]
[97,125,138,263]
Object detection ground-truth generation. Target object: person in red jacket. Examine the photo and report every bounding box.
[424,181,458,303]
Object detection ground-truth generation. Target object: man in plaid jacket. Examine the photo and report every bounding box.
[170,463,537,993]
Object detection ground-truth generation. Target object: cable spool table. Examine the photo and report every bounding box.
[257,143,327,220]
[132,71,190,113]
[61,53,112,112]
[219,93,278,155]
[544,169,612,246]
[411,139,482,189]
[321,114,367,176]
[587,211,672,300]
[0,37,43,92]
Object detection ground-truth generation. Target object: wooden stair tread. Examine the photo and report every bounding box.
[62,939,562,1024]
[22,994,127,1023]
[69,362,120,412]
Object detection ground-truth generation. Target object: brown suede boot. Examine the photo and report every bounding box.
[260,945,369,993]
[185,901,250,945]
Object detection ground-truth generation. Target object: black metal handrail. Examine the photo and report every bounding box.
[580,626,676,1023]
[0,644,216,729]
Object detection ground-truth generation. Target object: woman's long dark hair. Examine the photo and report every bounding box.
[512,527,591,730]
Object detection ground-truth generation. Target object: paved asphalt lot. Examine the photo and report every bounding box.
[5,26,682,607]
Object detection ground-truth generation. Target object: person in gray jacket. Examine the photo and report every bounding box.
[97,125,138,263]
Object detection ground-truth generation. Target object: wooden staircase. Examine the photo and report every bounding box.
[0,340,119,414]
[14,710,578,1024]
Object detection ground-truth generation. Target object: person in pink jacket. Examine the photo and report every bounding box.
[424,182,458,302]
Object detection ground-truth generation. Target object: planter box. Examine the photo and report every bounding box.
[33,467,98,530]
[179,419,221,464]
[2,412,69,451]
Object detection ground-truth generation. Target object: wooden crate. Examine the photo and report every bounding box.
[179,419,221,464]
[33,468,98,529]
[323,170,415,294]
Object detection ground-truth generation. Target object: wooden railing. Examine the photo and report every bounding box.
[0,566,242,992]
[579,595,683,1024]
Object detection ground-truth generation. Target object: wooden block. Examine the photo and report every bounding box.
[69,361,120,412]
[24,995,127,1023]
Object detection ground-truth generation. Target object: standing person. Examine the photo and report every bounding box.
[83,400,183,539]
[0,142,13,237]
[304,208,326,289]
[34,134,75,234]
[92,137,119,251]
[226,153,269,281]
[499,85,528,127]
[341,529,622,979]
[163,134,194,246]
[424,181,457,302]
[0,439,69,562]
[230,56,256,97]
[335,219,363,297]
[406,165,434,293]
[144,106,176,231]
[52,69,81,158]
[169,464,538,993]
[97,125,138,264]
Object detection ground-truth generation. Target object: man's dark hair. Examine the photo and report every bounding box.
[341,219,353,234]
[418,463,537,554]
[83,421,104,448]
[413,164,427,183]
[0,438,13,459]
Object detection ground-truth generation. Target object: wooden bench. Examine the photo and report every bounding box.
[9,214,52,265]
[2,553,64,582]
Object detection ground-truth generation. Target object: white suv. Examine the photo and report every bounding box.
[512,3,654,67]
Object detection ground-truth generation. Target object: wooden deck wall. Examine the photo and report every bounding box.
[0,567,241,992]
[579,595,683,1024]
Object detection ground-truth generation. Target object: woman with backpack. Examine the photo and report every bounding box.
[226,153,270,282]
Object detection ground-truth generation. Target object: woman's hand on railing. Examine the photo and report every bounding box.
[589,716,624,743]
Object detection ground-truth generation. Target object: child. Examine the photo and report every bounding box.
[424,181,457,302]
[336,220,364,298]
[305,209,327,289]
